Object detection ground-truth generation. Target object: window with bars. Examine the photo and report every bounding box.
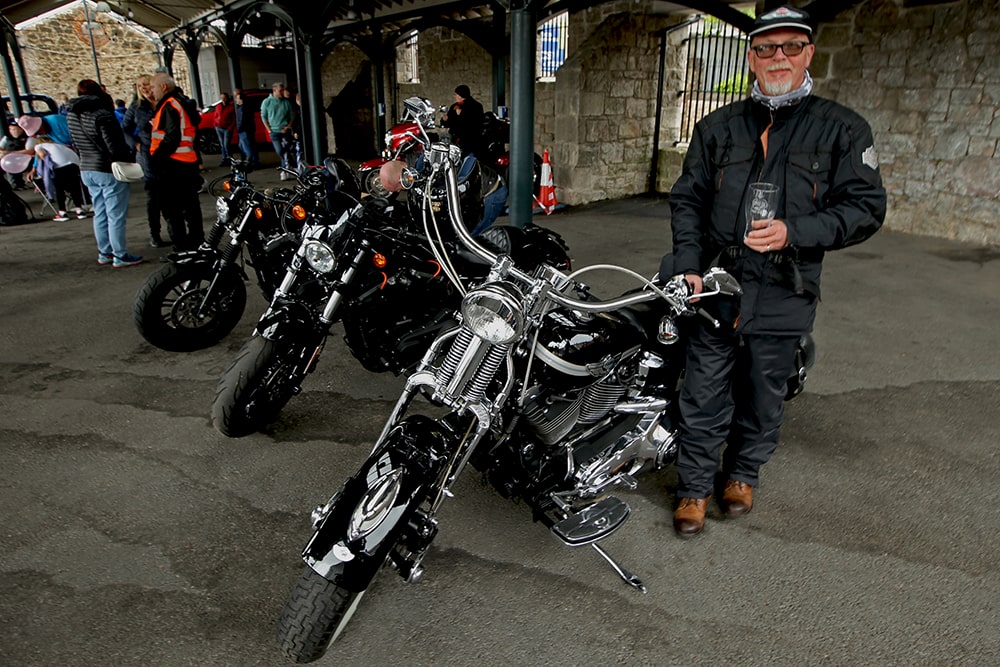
[396,31,420,84]
[677,17,749,143]
[536,12,568,81]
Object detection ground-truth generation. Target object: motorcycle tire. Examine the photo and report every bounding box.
[133,263,247,352]
[211,335,308,437]
[275,566,367,663]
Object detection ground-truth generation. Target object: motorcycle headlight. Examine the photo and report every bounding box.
[460,284,524,345]
[305,241,337,273]
[215,196,230,222]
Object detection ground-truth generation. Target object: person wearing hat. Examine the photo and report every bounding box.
[667,5,886,536]
[440,84,485,157]
[18,113,73,147]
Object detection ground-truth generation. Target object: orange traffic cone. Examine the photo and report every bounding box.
[534,149,559,215]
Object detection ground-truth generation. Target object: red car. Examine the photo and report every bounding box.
[196,88,270,154]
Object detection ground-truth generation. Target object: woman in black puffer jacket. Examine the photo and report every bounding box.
[66,79,142,268]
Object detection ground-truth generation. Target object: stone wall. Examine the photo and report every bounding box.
[10,8,186,106]
[540,5,687,205]
[397,26,494,121]
[812,0,1000,245]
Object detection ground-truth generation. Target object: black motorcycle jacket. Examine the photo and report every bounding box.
[669,94,886,334]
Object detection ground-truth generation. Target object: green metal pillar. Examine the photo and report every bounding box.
[508,3,536,229]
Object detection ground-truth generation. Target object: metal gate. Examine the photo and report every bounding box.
[677,18,749,143]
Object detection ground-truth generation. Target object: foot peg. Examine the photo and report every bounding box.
[551,496,630,547]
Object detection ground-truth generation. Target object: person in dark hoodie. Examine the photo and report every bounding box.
[66,79,142,268]
[149,72,203,250]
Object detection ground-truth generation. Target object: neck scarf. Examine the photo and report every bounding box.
[751,70,813,110]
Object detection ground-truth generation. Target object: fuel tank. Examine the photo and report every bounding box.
[532,308,646,391]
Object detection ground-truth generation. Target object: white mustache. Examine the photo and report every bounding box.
[766,64,793,74]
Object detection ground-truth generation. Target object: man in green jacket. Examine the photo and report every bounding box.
[260,82,295,179]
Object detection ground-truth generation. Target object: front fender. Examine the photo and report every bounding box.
[167,248,217,267]
[255,299,317,341]
[357,158,388,172]
[301,415,451,590]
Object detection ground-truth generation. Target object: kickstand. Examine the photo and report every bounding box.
[591,542,647,593]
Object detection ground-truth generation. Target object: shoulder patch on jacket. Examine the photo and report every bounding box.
[861,144,879,170]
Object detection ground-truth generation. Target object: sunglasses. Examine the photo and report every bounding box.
[750,41,810,58]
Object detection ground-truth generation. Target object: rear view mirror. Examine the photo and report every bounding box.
[702,268,742,296]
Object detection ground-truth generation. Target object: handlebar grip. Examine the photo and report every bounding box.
[697,308,720,329]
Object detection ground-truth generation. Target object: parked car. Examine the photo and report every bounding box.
[196,88,270,155]
[2,93,60,128]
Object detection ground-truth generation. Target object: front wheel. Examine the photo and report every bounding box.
[211,335,312,437]
[275,566,367,663]
[133,262,247,351]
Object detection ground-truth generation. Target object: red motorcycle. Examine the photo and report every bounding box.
[358,98,541,198]
[357,96,438,196]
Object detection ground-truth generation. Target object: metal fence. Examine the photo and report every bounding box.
[677,19,749,143]
[537,12,568,81]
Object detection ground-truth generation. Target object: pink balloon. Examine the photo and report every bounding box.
[1,152,32,174]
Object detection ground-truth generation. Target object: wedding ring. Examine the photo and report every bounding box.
[766,243,771,251]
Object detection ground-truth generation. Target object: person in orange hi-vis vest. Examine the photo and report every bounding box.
[149,72,204,251]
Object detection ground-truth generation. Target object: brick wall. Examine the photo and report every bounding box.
[8,8,186,106]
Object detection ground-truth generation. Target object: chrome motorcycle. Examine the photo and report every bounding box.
[274,143,745,662]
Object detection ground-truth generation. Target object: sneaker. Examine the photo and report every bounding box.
[74,208,90,219]
[97,253,114,265]
[53,211,69,222]
[149,235,171,248]
[113,253,144,268]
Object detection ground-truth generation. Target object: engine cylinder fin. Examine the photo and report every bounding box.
[579,381,627,423]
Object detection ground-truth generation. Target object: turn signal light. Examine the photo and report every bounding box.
[291,205,308,221]
[373,253,387,269]
[222,180,233,192]
[254,207,264,219]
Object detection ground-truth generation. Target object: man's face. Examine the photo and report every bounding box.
[273,84,284,98]
[748,28,814,96]
[151,80,168,102]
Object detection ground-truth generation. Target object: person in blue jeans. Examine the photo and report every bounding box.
[65,79,141,268]
[260,82,295,179]
[234,89,260,167]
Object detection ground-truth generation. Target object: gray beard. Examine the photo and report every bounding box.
[764,79,794,95]
[751,71,813,110]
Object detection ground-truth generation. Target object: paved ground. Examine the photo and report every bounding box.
[1,161,998,666]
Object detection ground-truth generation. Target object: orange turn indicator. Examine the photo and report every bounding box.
[253,207,264,219]
[291,205,307,221]
[373,253,387,269]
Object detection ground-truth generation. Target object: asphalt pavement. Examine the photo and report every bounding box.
[1,162,998,666]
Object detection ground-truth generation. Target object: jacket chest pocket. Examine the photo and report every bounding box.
[714,144,756,194]
[788,149,833,210]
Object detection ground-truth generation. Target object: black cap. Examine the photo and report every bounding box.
[454,85,471,98]
[748,5,814,40]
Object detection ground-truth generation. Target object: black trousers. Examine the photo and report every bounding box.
[676,324,800,498]
[151,161,203,249]
[53,164,86,212]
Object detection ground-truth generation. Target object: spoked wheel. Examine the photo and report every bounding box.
[363,169,389,197]
[211,335,311,437]
[133,263,247,351]
[275,567,367,663]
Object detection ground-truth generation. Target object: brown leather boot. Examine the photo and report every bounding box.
[722,480,753,516]
[673,496,710,536]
